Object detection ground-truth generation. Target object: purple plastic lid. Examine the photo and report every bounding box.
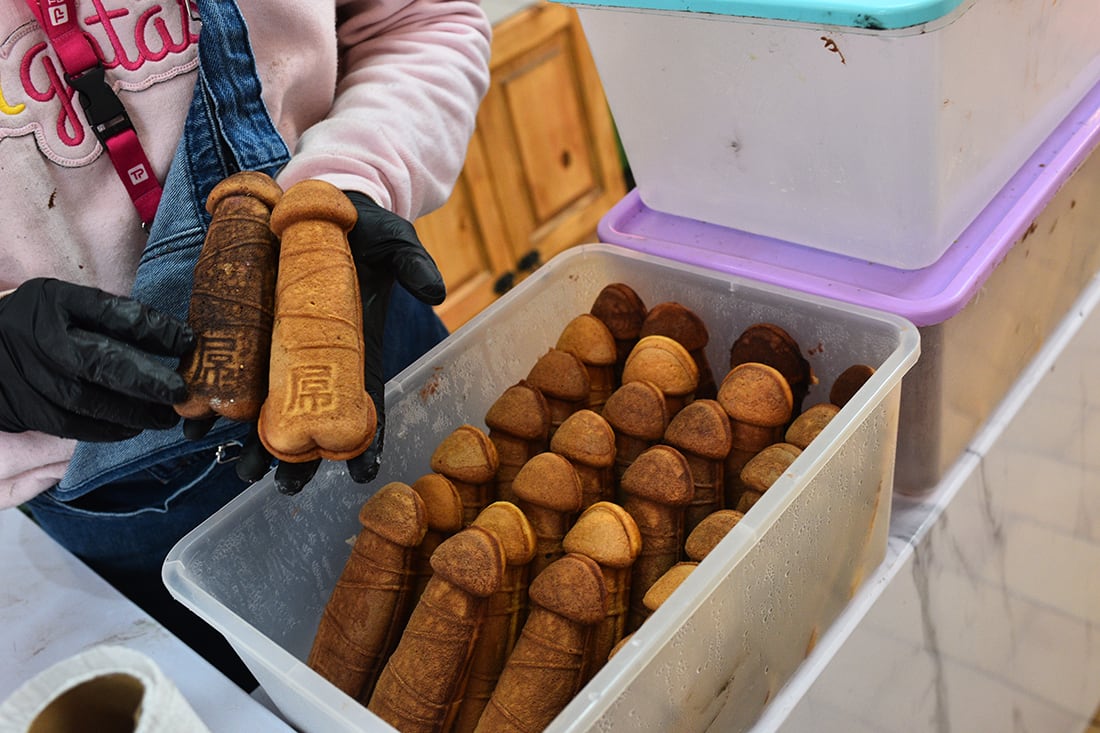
[598,80,1100,327]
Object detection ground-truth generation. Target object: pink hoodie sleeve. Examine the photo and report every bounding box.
[0,433,72,510]
[275,0,492,221]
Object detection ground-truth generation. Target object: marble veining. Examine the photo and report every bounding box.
[750,275,1100,733]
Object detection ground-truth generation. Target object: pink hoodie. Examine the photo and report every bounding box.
[0,0,492,508]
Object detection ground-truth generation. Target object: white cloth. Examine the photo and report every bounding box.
[0,644,212,733]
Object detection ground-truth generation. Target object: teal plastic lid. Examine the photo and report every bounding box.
[562,0,967,30]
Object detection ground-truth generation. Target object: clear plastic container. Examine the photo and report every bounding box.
[598,79,1100,496]
[164,244,918,732]
[563,0,1100,269]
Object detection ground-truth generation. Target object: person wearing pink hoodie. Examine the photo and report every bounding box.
[0,0,491,687]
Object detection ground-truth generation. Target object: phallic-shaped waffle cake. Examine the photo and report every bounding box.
[684,509,745,562]
[368,526,506,733]
[642,561,698,614]
[526,348,591,439]
[258,180,376,462]
[555,314,618,412]
[550,408,617,511]
[485,381,551,504]
[830,364,875,408]
[430,424,501,526]
[619,444,694,632]
[664,398,733,535]
[639,301,717,400]
[737,442,803,512]
[602,380,669,494]
[511,452,584,579]
[740,442,802,495]
[562,501,642,685]
[729,323,813,414]
[405,473,465,621]
[717,361,795,508]
[176,171,282,421]
[590,282,647,380]
[475,553,608,732]
[622,335,699,416]
[454,501,538,733]
[785,402,840,449]
[307,482,427,703]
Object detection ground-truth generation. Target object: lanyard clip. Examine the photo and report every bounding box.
[215,440,244,464]
[65,65,133,146]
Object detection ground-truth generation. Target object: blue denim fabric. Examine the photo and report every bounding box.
[25,0,448,690]
[383,283,450,377]
[56,0,291,501]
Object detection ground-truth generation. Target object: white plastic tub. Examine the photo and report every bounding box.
[164,244,918,732]
[564,0,1100,269]
[598,79,1100,496]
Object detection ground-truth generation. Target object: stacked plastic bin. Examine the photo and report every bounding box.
[599,82,1100,496]
[567,0,1100,496]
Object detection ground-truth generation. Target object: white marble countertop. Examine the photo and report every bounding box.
[742,272,1100,733]
[0,508,295,732]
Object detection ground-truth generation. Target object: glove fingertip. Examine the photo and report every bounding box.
[141,403,181,431]
[347,452,381,483]
[275,459,321,496]
[419,280,446,307]
[182,416,217,441]
[275,481,303,497]
[395,253,446,306]
[236,436,273,484]
[347,424,384,483]
[168,380,190,405]
[236,460,267,485]
[165,319,197,353]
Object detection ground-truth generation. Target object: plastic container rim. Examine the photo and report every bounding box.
[163,242,921,732]
[557,0,970,30]
[596,75,1100,328]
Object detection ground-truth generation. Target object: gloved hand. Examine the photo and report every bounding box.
[0,278,193,441]
[202,190,445,495]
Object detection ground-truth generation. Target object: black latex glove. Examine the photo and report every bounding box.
[0,278,193,441]
[200,190,445,495]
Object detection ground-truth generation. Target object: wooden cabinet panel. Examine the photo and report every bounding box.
[416,125,512,330]
[481,2,625,268]
[416,2,626,332]
[497,33,596,223]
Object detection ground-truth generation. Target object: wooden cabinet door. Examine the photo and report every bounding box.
[481,2,625,270]
[416,2,626,332]
[416,132,512,331]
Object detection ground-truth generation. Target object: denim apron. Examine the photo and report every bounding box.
[25,0,448,687]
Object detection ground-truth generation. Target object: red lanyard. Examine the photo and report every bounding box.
[26,0,163,227]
